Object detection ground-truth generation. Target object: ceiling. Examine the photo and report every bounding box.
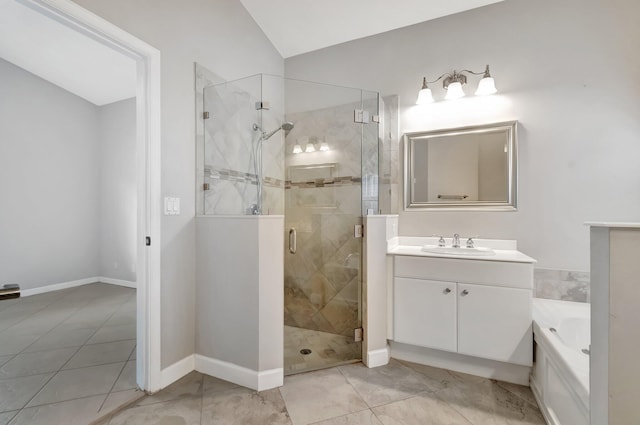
[240,0,505,58]
[0,0,136,106]
[0,0,502,105]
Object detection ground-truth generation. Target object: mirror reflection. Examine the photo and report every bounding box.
[404,121,517,210]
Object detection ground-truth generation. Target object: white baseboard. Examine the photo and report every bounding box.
[194,354,283,391]
[160,355,195,390]
[21,277,99,297]
[98,277,137,289]
[390,342,531,385]
[366,346,390,368]
[20,276,136,297]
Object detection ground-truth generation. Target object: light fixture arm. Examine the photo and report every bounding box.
[416,65,495,104]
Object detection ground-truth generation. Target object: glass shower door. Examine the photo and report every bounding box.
[283,79,377,374]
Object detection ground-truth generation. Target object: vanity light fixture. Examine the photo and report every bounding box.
[416,65,497,104]
[319,141,330,152]
[292,143,303,154]
[305,143,316,153]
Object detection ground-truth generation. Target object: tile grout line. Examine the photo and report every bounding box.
[8,284,135,418]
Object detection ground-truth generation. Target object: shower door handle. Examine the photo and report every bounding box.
[289,228,297,254]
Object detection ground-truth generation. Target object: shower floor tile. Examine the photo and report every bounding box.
[284,326,361,375]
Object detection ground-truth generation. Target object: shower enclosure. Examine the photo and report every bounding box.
[199,72,388,375]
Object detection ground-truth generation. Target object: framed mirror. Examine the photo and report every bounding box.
[404,121,517,210]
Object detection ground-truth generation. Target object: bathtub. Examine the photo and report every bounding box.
[531,298,590,425]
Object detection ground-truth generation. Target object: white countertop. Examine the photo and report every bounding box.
[387,236,537,264]
[585,221,640,228]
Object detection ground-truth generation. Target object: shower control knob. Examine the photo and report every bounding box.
[461,289,469,296]
[443,288,451,294]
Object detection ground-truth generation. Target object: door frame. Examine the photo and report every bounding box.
[18,0,163,391]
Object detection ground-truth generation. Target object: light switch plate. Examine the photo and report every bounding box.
[164,197,181,215]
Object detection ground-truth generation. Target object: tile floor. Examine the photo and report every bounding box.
[98,359,546,425]
[0,283,141,425]
[284,326,361,375]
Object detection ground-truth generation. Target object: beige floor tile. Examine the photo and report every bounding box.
[310,409,382,425]
[136,371,203,406]
[86,325,136,345]
[435,379,546,425]
[112,360,137,392]
[202,374,239,394]
[23,328,95,353]
[0,333,41,356]
[372,392,473,425]
[201,387,291,425]
[0,373,53,412]
[27,362,124,407]
[0,355,13,367]
[8,394,105,425]
[338,360,432,407]
[108,396,202,425]
[0,347,77,378]
[279,368,368,425]
[99,389,144,414]
[0,410,18,425]
[397,359,486,393]
[63,340,135,369]
[494,380,540,409]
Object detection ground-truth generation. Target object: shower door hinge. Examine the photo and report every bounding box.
[203,111,210,119]
[354,224,364,238]
[372,114,380,123]
[203,183,210,191]
[353,109,370,124]
[255,101,270,110]
[354,327,363,342]
[145,236,151,246]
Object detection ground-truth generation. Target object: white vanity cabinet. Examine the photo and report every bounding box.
[394,278,457,352]
[391,254,534,367]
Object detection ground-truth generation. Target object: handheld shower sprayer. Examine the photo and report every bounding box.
[253,121,295,141]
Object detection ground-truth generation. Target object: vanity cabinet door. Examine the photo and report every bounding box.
[457,283,532,366]
[394,278,457,352]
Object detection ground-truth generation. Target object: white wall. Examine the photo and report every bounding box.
[285,0,640,272]
[0,58,100,290]
[98,98,137,283]
[72,0,285,368]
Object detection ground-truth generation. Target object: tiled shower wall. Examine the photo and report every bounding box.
[200,73,284,215]
[379,95,400,215]
[283,98,375,337]
[534,269,590,302]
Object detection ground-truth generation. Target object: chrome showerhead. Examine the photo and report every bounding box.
[254,122,295,141]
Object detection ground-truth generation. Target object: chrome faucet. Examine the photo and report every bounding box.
[452,233,460,248]
[438,236,446,247]
[466,237,475,248]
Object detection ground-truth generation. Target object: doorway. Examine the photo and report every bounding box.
[0,0,161,411]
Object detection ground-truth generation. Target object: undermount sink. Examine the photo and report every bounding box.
[421,245,496,256]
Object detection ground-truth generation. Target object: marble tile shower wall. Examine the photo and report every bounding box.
[534,269,590,303]
[283,100,375,337]
[201,74,284,215]
[379,95,400,215]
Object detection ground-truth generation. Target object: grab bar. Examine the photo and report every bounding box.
[289,228,297,254]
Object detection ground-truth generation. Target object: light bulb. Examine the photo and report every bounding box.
[319,142,329,151]
[305,143,315,153]
[416,87,434,104]
[475,76,497,96]
[292,144,302,154]
[445,82,465,100]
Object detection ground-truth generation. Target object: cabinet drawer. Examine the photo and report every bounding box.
[394,255,533,289]
[393,278,457,352]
